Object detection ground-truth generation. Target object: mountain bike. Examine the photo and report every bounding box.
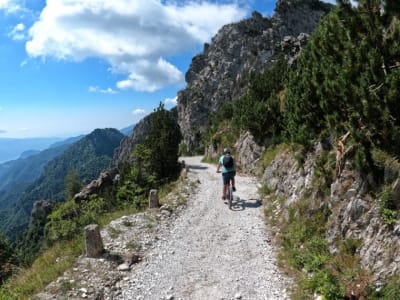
[217,170,235,209]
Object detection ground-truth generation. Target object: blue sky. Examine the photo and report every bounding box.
[0,0,335,138]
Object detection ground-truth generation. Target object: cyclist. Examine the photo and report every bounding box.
[216,148,236,200]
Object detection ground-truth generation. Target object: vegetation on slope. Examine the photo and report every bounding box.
[0,128,124,241]
[0,104,182,298]
[285,0,400,172]
[205,1,400,298]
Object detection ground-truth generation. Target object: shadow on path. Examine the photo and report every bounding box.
[229,198,262,211]
[188,164,208,170]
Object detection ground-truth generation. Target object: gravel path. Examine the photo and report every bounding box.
[117,156,291,300]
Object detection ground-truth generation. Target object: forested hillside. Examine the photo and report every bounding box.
[0,142,75,206]
[0,128,124,241]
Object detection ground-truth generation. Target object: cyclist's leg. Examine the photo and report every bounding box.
[231,172,236,191]
[222,173,228,199]
[222,184,228,199]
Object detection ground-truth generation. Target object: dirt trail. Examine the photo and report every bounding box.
[117,156,291,300]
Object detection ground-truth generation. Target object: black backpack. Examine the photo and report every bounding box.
[223,154,234,168]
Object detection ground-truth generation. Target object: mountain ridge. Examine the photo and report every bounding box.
[177,0,332,152]
[0,128,124,240]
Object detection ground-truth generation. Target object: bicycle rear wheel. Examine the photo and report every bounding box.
[228,185,233,209]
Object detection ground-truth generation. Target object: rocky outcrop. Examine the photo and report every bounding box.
[73,169,118,202]
[113,114,153,168]
[272,0,331,37]
[234,132,265,174]
[113,107,178,168]
[262,142,400,283]
[328,170,400,282]
[205,131,265,173]
[29,200,55,227]
[177,0,332,152]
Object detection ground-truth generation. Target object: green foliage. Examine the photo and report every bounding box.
[46,200,80,241]
[302,270,344,300]
[379,184,399,226]
[202,103,236,148]
[144,103,182,184]
[0,238,83,300]
[281,200,330,269]
[233,54,288,144]
[64,169,81,201]
[261,144,290,169]
[276,197,371,299]
[46,195,111,242]
[0,234,16,285]
[279,199,343,299]
[285,1,400,170]
[313,149,336,195]
[367,275,400,299]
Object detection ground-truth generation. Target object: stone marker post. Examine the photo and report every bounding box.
[85,224,104,258]
[149,189,159,208]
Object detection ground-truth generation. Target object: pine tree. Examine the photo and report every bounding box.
[64,169,81,201]
[285,0,400,162]
[144,103,182,183]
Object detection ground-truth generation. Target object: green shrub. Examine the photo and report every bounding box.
[379,184,399,227]
[302,270,344,300]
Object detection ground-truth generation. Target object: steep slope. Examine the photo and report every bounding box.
[0,128,124,239]
[0,136,83,226]
[0,141,79,196]
[177,0,331,151]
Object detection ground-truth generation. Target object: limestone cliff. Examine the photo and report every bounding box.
[177,0,331,152]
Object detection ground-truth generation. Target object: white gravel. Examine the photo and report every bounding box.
[117,156,291,300]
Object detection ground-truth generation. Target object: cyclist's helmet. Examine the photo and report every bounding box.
[223,148,230,154]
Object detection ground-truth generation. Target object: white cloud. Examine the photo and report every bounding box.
[89,86,118,94]
[9,22,26,40]
[0,0,22,13]
[321,0,357,5]
[25,0,247,92]
[132,108,146,115]
[0,129,7,134]
[165,96,177,106]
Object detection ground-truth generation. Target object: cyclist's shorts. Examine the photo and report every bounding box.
[222,171,236,185]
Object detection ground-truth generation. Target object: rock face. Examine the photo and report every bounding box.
[262,143,400,283]
[73,169,118,202]
[113,113,153,168]
[234,132,265,174]
[177,0,331,152]
[113,107,178,168]
[29,200,55,227]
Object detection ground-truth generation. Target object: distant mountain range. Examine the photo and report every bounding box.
[0,125,133,164]
[0,128,124,239]
[0,137,63,163]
